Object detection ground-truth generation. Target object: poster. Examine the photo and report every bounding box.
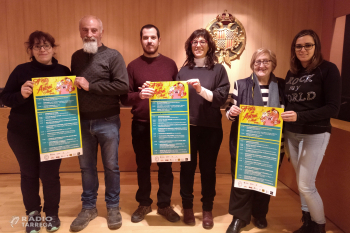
[149,81,191,163]
[234,105,284,196]
[32,76,82,162]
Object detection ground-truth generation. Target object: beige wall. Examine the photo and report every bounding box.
[0,0,324,91]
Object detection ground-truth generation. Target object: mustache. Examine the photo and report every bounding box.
[83,37,97,43]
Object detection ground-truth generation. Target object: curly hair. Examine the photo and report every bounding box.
[182,29,217,70]
[290,29,323,74]
[25,30,57,60]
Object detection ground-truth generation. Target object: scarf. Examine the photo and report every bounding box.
[252,72,281,108]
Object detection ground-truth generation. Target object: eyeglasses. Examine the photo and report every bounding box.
[295,44,315,51]
[33,44,52,51]
[254,60,271,66]
[191,40,207,46]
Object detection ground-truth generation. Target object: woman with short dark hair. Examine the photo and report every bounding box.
[177,28,230,229]
[281,29,341,233]
[1,31,70,233]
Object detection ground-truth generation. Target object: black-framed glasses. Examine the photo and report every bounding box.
[33,44,52,51]
[254,60,271,66]
[295,44,315,51]
[191,40,207,46]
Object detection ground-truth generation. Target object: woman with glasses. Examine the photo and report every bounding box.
[281,29,341,233]
[225,48,285,233]
[176,29,230,229]
[1,31,70,233]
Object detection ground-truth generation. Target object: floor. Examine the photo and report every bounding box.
[0,172,344,233]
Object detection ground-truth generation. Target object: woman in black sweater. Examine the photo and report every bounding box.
[281,29,341,233]
[1,31,70,233]
[176,29,230,229]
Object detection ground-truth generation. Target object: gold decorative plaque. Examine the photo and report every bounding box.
[206,10,246,67]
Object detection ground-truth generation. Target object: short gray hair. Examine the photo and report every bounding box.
[79,15,103,32]
[250,48,277,72]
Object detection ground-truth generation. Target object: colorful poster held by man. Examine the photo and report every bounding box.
[234,105,284,196]
[32,76,83,162]
[149,81,191,162]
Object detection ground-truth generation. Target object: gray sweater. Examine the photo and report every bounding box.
[71,44,129,120]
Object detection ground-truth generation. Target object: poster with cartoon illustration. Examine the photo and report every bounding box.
[32,76,82,162]
[149,81,190,163]
[234,105,284,196]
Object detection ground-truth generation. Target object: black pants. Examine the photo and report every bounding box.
[7,131,61,216]
[228,152,285,224]
[132,120,173,208]
[180,125,223,211]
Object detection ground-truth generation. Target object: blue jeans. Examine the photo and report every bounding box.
[284,130,330,224]
[79,114,121,209]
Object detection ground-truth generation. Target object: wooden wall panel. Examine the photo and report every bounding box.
[0,0,326,91]
[228,0,249,81]
[168,0,187,69]
[40,0,59,59]
[106,1,124,57]
[0,109,20,173]
[156,0,171,58]
[23,0,42,38]
[6,0,27,72]
[334,0,350,18]
[123,1,141,65]
[0,0,9,87]
[57,1,76,68]
[73,0,91,52]
[275,0,294,78]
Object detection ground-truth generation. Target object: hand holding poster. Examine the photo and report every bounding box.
[149,81,191,163]
[32,76,82,162]
[234,105,284,196]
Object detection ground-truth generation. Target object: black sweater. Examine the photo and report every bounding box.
[1,57,71,137]
[284,60,341,134]
[176,64,230,128]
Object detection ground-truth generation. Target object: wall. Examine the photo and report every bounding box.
[322,0,350,60]
[0,0,323,91]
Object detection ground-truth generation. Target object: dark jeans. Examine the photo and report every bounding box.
[132,120,173,208]
[180,125,223,211]
[79,115,121,209]
[7,131,61,216]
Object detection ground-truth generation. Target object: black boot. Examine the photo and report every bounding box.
[313,223,326,233]
[293,211,315,233]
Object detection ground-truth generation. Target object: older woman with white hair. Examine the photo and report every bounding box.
[225,48,285,233]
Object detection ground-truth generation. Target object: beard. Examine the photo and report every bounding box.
[82,37,98,54]
[142,44,159,56]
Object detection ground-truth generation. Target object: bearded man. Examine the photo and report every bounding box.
[120,24,180,223]
[70,15,128,232]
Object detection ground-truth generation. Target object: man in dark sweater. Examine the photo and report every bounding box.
[120,24,180,223]
[70,15,128,232]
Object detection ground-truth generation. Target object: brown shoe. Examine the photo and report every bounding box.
[183,208,195,226]
[202,211,214,229]
[131,205,152,223]
[157,206,180,222]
